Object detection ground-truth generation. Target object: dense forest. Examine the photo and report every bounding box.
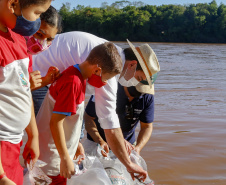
[58,0,226,43]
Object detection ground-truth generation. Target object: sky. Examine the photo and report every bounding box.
[52,0,226,10]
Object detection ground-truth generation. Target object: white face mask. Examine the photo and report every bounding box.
[118,67,140,87]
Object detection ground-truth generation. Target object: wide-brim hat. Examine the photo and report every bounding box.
[127,39,160,95]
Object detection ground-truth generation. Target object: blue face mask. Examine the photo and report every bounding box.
[12,13,41,36]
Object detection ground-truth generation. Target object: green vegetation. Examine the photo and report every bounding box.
[58,0,226,43]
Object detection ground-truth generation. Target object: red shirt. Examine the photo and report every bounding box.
[49,65,86,115]
[0,29,28,67]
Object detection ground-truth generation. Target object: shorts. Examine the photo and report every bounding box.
[1,141,23,185]
[48,174,67,185]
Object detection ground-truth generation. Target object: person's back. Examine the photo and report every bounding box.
[33,31,110,77]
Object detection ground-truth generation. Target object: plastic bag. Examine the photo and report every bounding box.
[73,155,87,176]
[82,139,154,185]
[97,146,154,185]
[130,151,154,185]
[23,160,52,185]
[67,157,112,185]
[103,158,133,185]
[95,144,133,185]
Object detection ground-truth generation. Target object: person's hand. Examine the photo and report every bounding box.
[30,70,42,90]
[124,140,135,155]
[127,162,147,182]
[0,177,16,185]
[60,157,75,179]
[73,142,85,164]
[99,140,109,157]
[23,136,40,165]
[43,66,61,85]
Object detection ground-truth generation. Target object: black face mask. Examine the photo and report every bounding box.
[127,86,142,98]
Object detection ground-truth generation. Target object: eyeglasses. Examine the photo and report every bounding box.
[140,73,158,85]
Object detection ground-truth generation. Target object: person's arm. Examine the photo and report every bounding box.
[30,66,60,91]
[23,100,39,164]
[104,128,147,181]
[94,76,120,129]
[95,76,147,181]
[0,144,16,185]
[50,113,75,179]
[135,122,153,155]
[84,112,109,156]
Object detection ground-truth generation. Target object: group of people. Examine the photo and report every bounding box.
[0,0,160,185]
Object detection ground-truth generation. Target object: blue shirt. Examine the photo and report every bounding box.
[85,83,154,144]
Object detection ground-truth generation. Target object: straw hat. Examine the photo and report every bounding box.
[127,39,160,95]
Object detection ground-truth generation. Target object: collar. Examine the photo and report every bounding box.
[73,64,81,72]
[0,28,14,41]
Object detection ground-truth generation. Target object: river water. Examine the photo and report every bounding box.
[115,42,226,185]
[21,42,226,184]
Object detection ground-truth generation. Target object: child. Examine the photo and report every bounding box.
[26,5,63,114]
[0,0,52,184]
[25,5,62,56]
[36,42,122,184]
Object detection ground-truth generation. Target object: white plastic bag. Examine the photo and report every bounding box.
[104,158,133,185]
[99,149,154,185]
[67,157,112,185]
[82,139,154,185]
[23,160,52,185]
[130,151,154,185]
[72,155,87,177]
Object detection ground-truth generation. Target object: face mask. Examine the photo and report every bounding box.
[118,67,139,87]
[24,36,51,55]
[127,86,142,98]
[88,69,107,88]
[12,12,41,36]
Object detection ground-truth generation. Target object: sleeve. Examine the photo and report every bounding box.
[140,95,155,124]
[94,76,120,129]
[85,95,97,118]
[53,81,79,115]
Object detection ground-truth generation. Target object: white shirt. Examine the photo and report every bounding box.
[0,58,31,144]
[33,31,125,129]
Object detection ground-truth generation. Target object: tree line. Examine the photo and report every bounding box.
[58,0,226,43]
